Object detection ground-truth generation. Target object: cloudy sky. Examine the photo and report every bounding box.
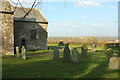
[11,0,118,37]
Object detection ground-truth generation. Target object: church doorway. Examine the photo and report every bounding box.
[21,38,26,48]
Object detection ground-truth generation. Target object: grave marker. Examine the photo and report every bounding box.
[21,46,26,60]
[63,44,71,62]
[92,44,97,52]
[53,48,59,61]
[81,45,88,57]
[109,57,120,69]
[71,48,79,63]
[16,46,20,58]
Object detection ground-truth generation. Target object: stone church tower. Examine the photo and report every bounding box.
[0,1,14,55]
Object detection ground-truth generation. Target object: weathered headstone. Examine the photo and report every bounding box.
[92,44,97,52]
[16,46,20,58]
[81,45,88,57]
[71,48,79,63]
[21,46,26,60]
[63,44,71,62]
[109,57,120,69]
[53,48,59,61]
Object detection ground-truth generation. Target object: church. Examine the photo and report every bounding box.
[0,1,48,55]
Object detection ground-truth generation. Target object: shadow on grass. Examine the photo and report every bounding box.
[2,57,90,78]
[82,61,119,78]
[2,50,119,78]
[48,46,63,50]
[96,50,106,52]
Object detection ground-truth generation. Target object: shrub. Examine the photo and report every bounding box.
[64,43,70,47]
[58,41,65,46]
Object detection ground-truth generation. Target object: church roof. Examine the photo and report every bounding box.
[13,7,48,23]
[0,1,48,23]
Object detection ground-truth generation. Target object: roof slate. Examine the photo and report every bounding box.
[13,7,48,22]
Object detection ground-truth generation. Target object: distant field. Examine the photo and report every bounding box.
[48,36,118,44]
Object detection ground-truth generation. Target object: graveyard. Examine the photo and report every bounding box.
[2,44,119,78]
[1,0,119,79]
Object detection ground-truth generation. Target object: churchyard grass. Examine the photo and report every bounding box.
[2,44,119,78]
[26,50,52,55]
[2,50,52,58]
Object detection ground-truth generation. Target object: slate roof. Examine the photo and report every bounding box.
[13,7,48,23]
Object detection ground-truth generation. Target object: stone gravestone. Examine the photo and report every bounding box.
[53,48,59,61]
[92,44,97,52]
[109,56,120,69]
[63,44,71,62]
[16,46,20,58]
[81,45,88,57]
[71,48,79,64]
[21,46,26,60]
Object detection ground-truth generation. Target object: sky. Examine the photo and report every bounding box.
[11,0,118,37]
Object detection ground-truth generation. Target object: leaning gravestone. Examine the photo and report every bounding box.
[21,46,26,60]
[16,46,20,58]
[71,48,79,64]
[53,48,59,61]
[81,45,88,57]
[63,44,71,62]
[109,56,120,69]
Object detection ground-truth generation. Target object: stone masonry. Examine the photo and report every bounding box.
[0,1,14,55]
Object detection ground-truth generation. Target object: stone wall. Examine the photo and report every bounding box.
[14,20,48,51]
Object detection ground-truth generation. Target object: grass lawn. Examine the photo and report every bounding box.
[2,50,52,58]
[2,45,119,78]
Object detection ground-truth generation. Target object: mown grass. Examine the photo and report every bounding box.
[2,44,119,78]
[2,50,52,58]
[26,50,52,55]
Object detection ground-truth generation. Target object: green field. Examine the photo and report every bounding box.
[2,44,119,78]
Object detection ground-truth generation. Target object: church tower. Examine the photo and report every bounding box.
[0,1,14,55]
